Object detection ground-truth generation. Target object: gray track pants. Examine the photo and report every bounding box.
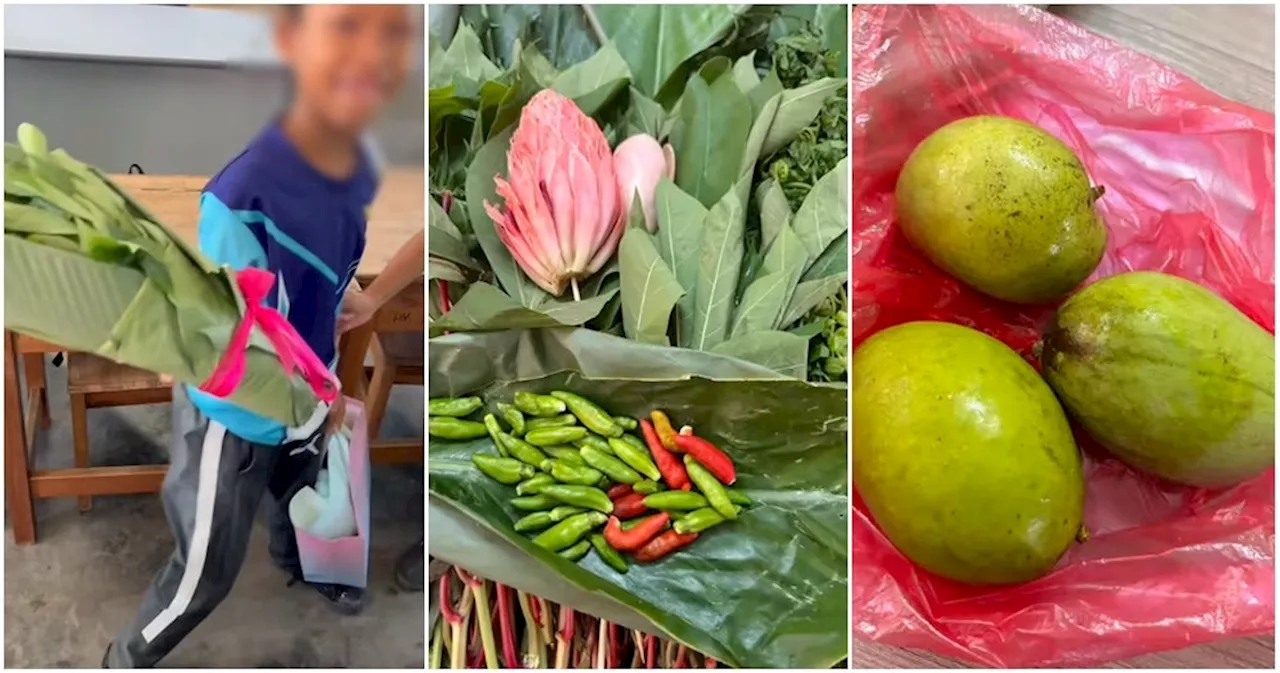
[107,386,322,668]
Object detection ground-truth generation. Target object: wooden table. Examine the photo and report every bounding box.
[853,4,1275,669]
[5,169,425,545]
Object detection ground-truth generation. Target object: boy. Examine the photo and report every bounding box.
[105,5,414,667]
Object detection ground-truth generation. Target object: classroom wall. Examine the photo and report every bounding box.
[3,4,424,175]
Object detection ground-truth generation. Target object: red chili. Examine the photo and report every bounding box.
[635,529,699,563]
[440,574,461,624]
[603,513,670,551]
[607,483,634,500]
[673,434,736,484]
[641,419,691,490]
[496,583,518,668]
[613,492,649,519]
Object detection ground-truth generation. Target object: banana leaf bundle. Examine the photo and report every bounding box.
[429,328,848,668]
[4,123,318,425]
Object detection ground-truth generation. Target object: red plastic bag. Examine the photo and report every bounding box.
[852,5,1275,667]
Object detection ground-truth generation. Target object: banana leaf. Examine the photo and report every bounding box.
[428,328,848,668]
[3,124,318,425]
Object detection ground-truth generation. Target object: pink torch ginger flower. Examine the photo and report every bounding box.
[485,89,623,300]
[614,134,676,233]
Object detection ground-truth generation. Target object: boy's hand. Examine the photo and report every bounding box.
[338,289,378,334]
[325,394,347,435]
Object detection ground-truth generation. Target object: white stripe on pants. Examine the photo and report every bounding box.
[140,422,226,643]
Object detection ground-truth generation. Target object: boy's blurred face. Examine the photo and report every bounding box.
[276,5,414,135]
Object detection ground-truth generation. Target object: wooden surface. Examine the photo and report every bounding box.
[108,168,425,277]
[852,4,1275,669]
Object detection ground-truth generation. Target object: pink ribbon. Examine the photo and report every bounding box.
[199,267,339,405]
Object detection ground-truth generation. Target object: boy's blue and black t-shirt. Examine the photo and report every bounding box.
[189,123,376,445]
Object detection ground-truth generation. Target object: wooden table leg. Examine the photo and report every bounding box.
[338,321,375,401]
[6,332,37,544]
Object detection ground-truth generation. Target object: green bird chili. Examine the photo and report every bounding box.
[513,391,566,417]
[500,432,549,469]
[643,490,709,510]
[516,474,556,496]
[541,485,614,513]
[513,511,554,532]
[510,494,558,511]
[684,455,737,520]
[472,455,534,485]
[532,511,607,552]
[726,488,752,507]
[525,414,578,431]
[589,533,629,573]
[619,433,649,454]
[496,402,526,436]
[542,445,585,465]
[608,437,662,481]
[550,391,623,438]
[549,460,604,486]
[579,445,643,484]
[548,505,585,522]
[674,506,736,534]
[482,414,509,457]
[557,539,592,562]
[525,426,588,447]
[633,479,663,494]
[428,396,483,417]
[575,434,614,455]
[429,417,489,440]
[612,416,639,431]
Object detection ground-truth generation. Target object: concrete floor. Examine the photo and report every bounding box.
[4,359,425,668]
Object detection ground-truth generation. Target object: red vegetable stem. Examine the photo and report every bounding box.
[635,529,699,563]
[673,434,736,484]
[641,419,691,489]
[456,566,481,587]
[607,621,618,668]
[644,634,656,669]
[495,583,518,668]
[607,483,634,500]
[595,619,608,668]
[603,513,670,551]
[613,492,649,518]
[440,574,461,624]
[674,645,689,668]
[558,604,575,643]
[529,591,543,626]
[706,657,718,668]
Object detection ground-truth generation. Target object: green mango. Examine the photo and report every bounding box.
[853,321,1084,585]
[896,115,1107,304]
[1041,272,1274,487]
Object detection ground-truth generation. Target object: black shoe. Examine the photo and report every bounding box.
[101,643,111,668]
[286,574,366,616]
[395,539,425,592]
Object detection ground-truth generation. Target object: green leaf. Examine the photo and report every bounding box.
[618,228,684,346]
[515,43,560,86]
[748,70,785,119]
[669,73,753,208]
[801,231,849,282]
[459,5,600,70]
[427,196,476,269]
[428,328,847,668]
[552,43,632,116]
[760,77,846,158]
[592,5,744,97]
[729,270,790,339]
[431,282,614,335]
[428,257,468,283]
[710,330,810,379]
[760,224,810,326]
[740,90,782,175]
[652,180,706,345]
[756,178,793,250]
[792,157,849,261]
[624,87,667,139]
[463,125,550,308]
[732,51,761,92]
[430,22,502,86]
[488,59,545,140]
[780,273,848,327]
[686,178,747,351]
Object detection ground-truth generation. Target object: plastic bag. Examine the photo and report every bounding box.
[294,400,372,589]
[852,5,1275,667]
